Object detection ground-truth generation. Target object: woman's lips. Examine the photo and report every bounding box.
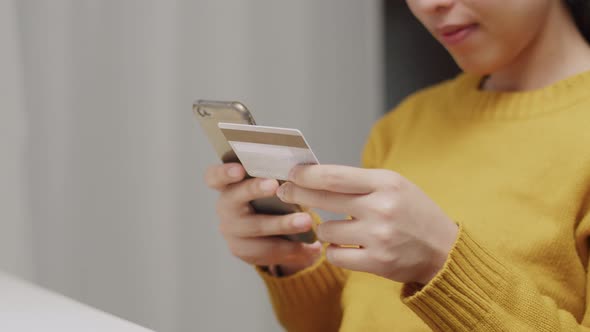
[438,23,478,46]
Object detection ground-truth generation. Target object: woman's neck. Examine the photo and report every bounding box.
[483,3,590,92]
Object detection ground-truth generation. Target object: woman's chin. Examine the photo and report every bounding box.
[451,53,503,77]
[444,37,510,76]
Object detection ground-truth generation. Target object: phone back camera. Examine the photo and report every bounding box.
[197,107,211,117]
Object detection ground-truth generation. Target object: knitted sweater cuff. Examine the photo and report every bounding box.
[401,224,511,331]
[257,256,348,308]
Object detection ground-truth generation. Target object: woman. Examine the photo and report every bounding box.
[205,0,590,331]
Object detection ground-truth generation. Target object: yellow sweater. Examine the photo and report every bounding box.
[258,70,590,331]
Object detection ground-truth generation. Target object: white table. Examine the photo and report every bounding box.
[0,273,154,332]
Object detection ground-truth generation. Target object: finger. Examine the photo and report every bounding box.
[316,219,367,246]
[218,177,279,213]
[204,163,247,190]
[228,213,314,238]
[325,244,370,271]
[230,237,322,266]
[276,182,365,216]
[288,165,394,194]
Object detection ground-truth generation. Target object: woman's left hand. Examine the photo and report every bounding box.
[276,165,459,285]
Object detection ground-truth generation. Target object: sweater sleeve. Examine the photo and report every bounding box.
[256,256,348,332]
[401,219,590,331]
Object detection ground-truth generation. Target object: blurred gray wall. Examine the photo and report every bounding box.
[1,1,382,331]
[0,0,34,281]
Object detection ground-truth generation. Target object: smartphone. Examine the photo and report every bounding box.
[194,100,317,243]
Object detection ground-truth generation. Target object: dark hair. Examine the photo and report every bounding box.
[566,0,590,43]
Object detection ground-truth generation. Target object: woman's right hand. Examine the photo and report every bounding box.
[204,163,322,275]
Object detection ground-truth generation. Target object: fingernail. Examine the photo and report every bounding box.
[227,166,241,178]
[292,214,310,229]
[277,183,291,199]
[288,167,298,181]
[259,179,276,192]
[307,241,322,251]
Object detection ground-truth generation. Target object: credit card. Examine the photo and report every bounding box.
[218,122,319,180]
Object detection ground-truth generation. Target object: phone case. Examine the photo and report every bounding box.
[194,100,317,243]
